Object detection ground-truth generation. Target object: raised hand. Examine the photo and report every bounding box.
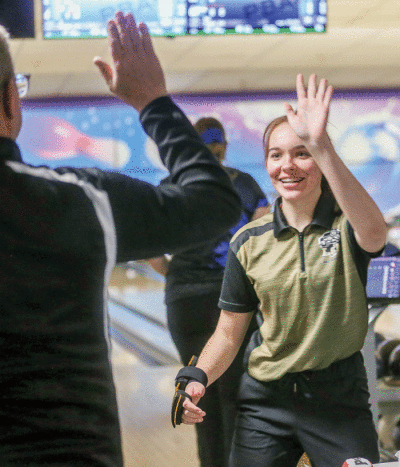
[93,12,167,112]
[284,74,333,147]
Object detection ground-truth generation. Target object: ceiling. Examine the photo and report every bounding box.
[9,0,400,98]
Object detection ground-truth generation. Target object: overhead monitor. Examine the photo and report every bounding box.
[42,0,327,39]
[0,0,35,38]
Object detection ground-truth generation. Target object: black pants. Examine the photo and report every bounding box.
[230,352,379,467]
[167,292,257,467]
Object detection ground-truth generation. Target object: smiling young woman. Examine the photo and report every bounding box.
[174,73,388,467]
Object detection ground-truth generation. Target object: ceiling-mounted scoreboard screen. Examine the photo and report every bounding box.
[42,0,327,39]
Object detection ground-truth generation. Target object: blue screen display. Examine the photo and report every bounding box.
[42,0,327,39]
[366,257,400,300]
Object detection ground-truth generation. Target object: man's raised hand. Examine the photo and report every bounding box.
[94,12,167,112]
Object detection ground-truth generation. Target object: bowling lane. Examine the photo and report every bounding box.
[108,262,180,365]
[108,263,200,466]
[111,340,200,467]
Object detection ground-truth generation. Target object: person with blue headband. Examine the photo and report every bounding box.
[148,116,269,467]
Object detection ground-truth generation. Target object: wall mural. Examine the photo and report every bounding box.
[19,91,400,217]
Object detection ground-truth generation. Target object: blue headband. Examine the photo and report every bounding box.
[201,128,225,144]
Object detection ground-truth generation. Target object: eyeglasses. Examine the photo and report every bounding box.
[15,73,30,98]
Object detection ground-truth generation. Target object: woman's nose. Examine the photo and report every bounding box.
[281,155,295,171]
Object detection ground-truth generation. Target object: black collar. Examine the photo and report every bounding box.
[273,192,339,237]
[0,137,23,164]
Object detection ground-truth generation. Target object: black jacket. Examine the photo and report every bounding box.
[0,96,240,466]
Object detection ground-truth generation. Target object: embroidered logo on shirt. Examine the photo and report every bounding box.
[318,229,341,258]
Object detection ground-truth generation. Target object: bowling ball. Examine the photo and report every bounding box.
[342,458,372,466]
[376,339,400,379]
[388,344,400,378]
[393,418,400,451]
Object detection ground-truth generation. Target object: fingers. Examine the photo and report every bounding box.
[315,77,333,104]
[284,102,295,117]
[101,11,167,110]
[113,12,143,56]
[284,102,298,131]
[114,12,129,50]
[180,381,206,425]
[292,73,332,143]
[125,13,141,52]
[186,381,206,405]
[139,22,155,57]
[324,84,334,106]
[107,19,122,64]
[307,73,317,98]
[107,12,157,58]
[296,73,307,100]
[316,77,327,101]
[93,58,113,87]
[300,73,333,103]
[181,398,206,425]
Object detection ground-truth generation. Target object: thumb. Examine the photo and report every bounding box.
[284,102,296,118]
[186,381,206,406]
[284,102,298,128]
[93,57,113,87]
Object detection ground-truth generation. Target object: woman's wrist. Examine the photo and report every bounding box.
[305,132,336,161]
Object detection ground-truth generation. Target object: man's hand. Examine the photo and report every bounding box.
[94,12,167,112]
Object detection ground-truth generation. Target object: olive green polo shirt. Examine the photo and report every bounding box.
[219,193,375,382]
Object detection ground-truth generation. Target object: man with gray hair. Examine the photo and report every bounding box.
[0,12,240,467]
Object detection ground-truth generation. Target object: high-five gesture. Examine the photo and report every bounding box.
[284,73,333,147]
[282,73,385,254]
[94,12,167,112]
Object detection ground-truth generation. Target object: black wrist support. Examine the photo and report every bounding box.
[171,356,208,428]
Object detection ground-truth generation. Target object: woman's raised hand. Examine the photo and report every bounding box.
[284,74,333,147]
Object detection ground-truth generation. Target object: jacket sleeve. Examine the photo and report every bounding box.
[102,96,241,262]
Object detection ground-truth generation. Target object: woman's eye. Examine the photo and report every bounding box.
[269,153,280,159]
[297,151,310,158]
